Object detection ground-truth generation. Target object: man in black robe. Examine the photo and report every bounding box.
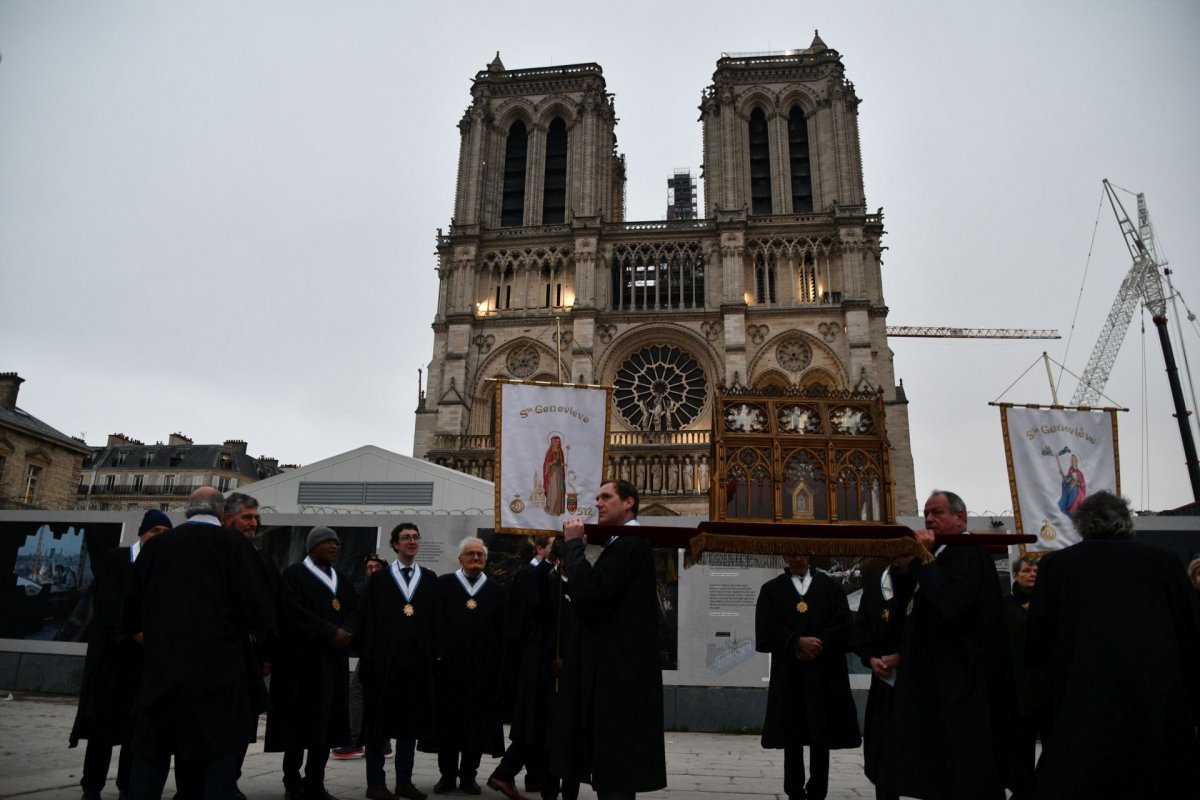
[266,526,357,800]
[756,554,860,800]
[560,480,666,800]
[71,509,172,800]
[852,562,913,800]
[883,490,1019,800]
[545,538,582,800]
[429,536,505,795]
[1004,553,1046,800]
[488,534,555,800]
[1026,491,1200,799]
[222,492,277,800]
[358,523,437,800]
[120,487,272,800]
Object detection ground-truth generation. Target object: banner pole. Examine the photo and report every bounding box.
[1042,351,1060,405]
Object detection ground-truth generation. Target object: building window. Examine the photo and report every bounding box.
[169,451,184,467]
[542,117,567,224]
[163,474,175,490]
[788,106,813,213]
[611,242,705,311]
[104,474,116,490]
[613,345,708,431]
[133,474,145,491]
[140,449,156,467]
[754,253,777,305]
[501,120,528,227]
[748,107,772,215]
[114,450,128,466]
[0,454,6,481]
[217,476,232,492]
[24,464,43,504]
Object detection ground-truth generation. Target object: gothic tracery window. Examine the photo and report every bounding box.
[542,117,567,224]
[501,121,528,227]
[788,106,813,213]
[748,107,772,215]
[613,345,707,432]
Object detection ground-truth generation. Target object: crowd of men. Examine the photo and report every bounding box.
[69,483,1200,800]
[756,488,1200,800]
[69,480,665,800]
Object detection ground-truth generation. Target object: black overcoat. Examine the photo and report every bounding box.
[503,558,555,745]
[119,521,272,761]
[852,566,913,784]
[557,534,666,794]
[756,569,861,750]
[265,559,357,751]
[883,543,1019,800]
[357,562,438,743]
[426,571,505,757]
[70,546,141,747]
[1026,538,1200,799]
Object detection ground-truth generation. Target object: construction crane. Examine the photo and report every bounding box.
[1070,179,1200,500]
[887,327,1059,339]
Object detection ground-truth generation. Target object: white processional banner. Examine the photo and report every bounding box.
[496,381,612,534]
[1001,405,1120,553]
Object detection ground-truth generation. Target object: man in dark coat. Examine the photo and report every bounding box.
[1004,554,1046,800]
[429,536,506,795]
[488,535,555,800]
[1026,491,1200,799]
[266,526,357,800]
[358,522,438,800]
[852,562,913,800]
[70,509,172,800]
[757,554,860,800]
[883,490,1019,800]
[222,491,277,800]
[545,539,582,800]
[120,487,272,800]
[559,479,666,800]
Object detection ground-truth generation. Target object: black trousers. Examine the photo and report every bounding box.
[438,750,482,781]
[490,739,548,787]
[282,746,330,793]
[129,752,238,800]
[783,744,829,800]
[81,740,133,793]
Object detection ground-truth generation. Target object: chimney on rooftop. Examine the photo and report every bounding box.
[168,432,193,446]
[0,372,25,411]
[224,439,248,455]
[107,433,142,447]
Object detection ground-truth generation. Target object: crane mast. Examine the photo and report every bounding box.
[1071,180,1199,500]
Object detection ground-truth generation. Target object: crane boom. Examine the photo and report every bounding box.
[1071,179,1199,501]
[1071,181,1167,405]
[887,327,1059,339]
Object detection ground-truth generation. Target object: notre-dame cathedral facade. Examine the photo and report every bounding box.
[414,34,917,518]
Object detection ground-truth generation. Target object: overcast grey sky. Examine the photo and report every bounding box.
[3,1,1198,515]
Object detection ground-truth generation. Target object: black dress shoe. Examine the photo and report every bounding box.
[486,777,528,800]
[395,783,428,800]
[433,776,456,795]
[460,777,482,795]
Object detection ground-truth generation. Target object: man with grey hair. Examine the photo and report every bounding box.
[428,536,505,795]
[884,490,1020,800]
[1026,491,1200,798]
[267,526,357,800]
[121,487,272,800]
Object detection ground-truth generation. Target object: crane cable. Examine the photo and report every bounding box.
[1056,187,1108,392]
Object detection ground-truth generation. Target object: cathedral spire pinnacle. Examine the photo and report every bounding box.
[809,30,827,52]
[487,51,505,72]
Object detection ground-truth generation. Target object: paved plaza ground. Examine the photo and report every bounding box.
[0,692,881,799]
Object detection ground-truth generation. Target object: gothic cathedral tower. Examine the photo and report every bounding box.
[416,37,917,517]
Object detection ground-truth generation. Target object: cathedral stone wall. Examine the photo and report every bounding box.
[417,38,917,518]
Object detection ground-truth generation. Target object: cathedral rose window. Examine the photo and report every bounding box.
[613,345,707,431]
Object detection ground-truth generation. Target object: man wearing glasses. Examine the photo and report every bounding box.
[429,537,506,795]
[358,524,439,800]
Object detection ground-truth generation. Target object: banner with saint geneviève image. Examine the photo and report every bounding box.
[496,381,612,534]
[1001,405,1120,552]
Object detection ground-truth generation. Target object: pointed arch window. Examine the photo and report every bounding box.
[501,121,528,227]
[748,108,772,215]
[754,252,777,305]
[788,107,813,213]
[542,117,567,224]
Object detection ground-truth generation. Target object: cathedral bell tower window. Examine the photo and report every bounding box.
[542,117,567,224]
[501,121,528,227]
[788,107,813,213]
[748,108,772,215]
